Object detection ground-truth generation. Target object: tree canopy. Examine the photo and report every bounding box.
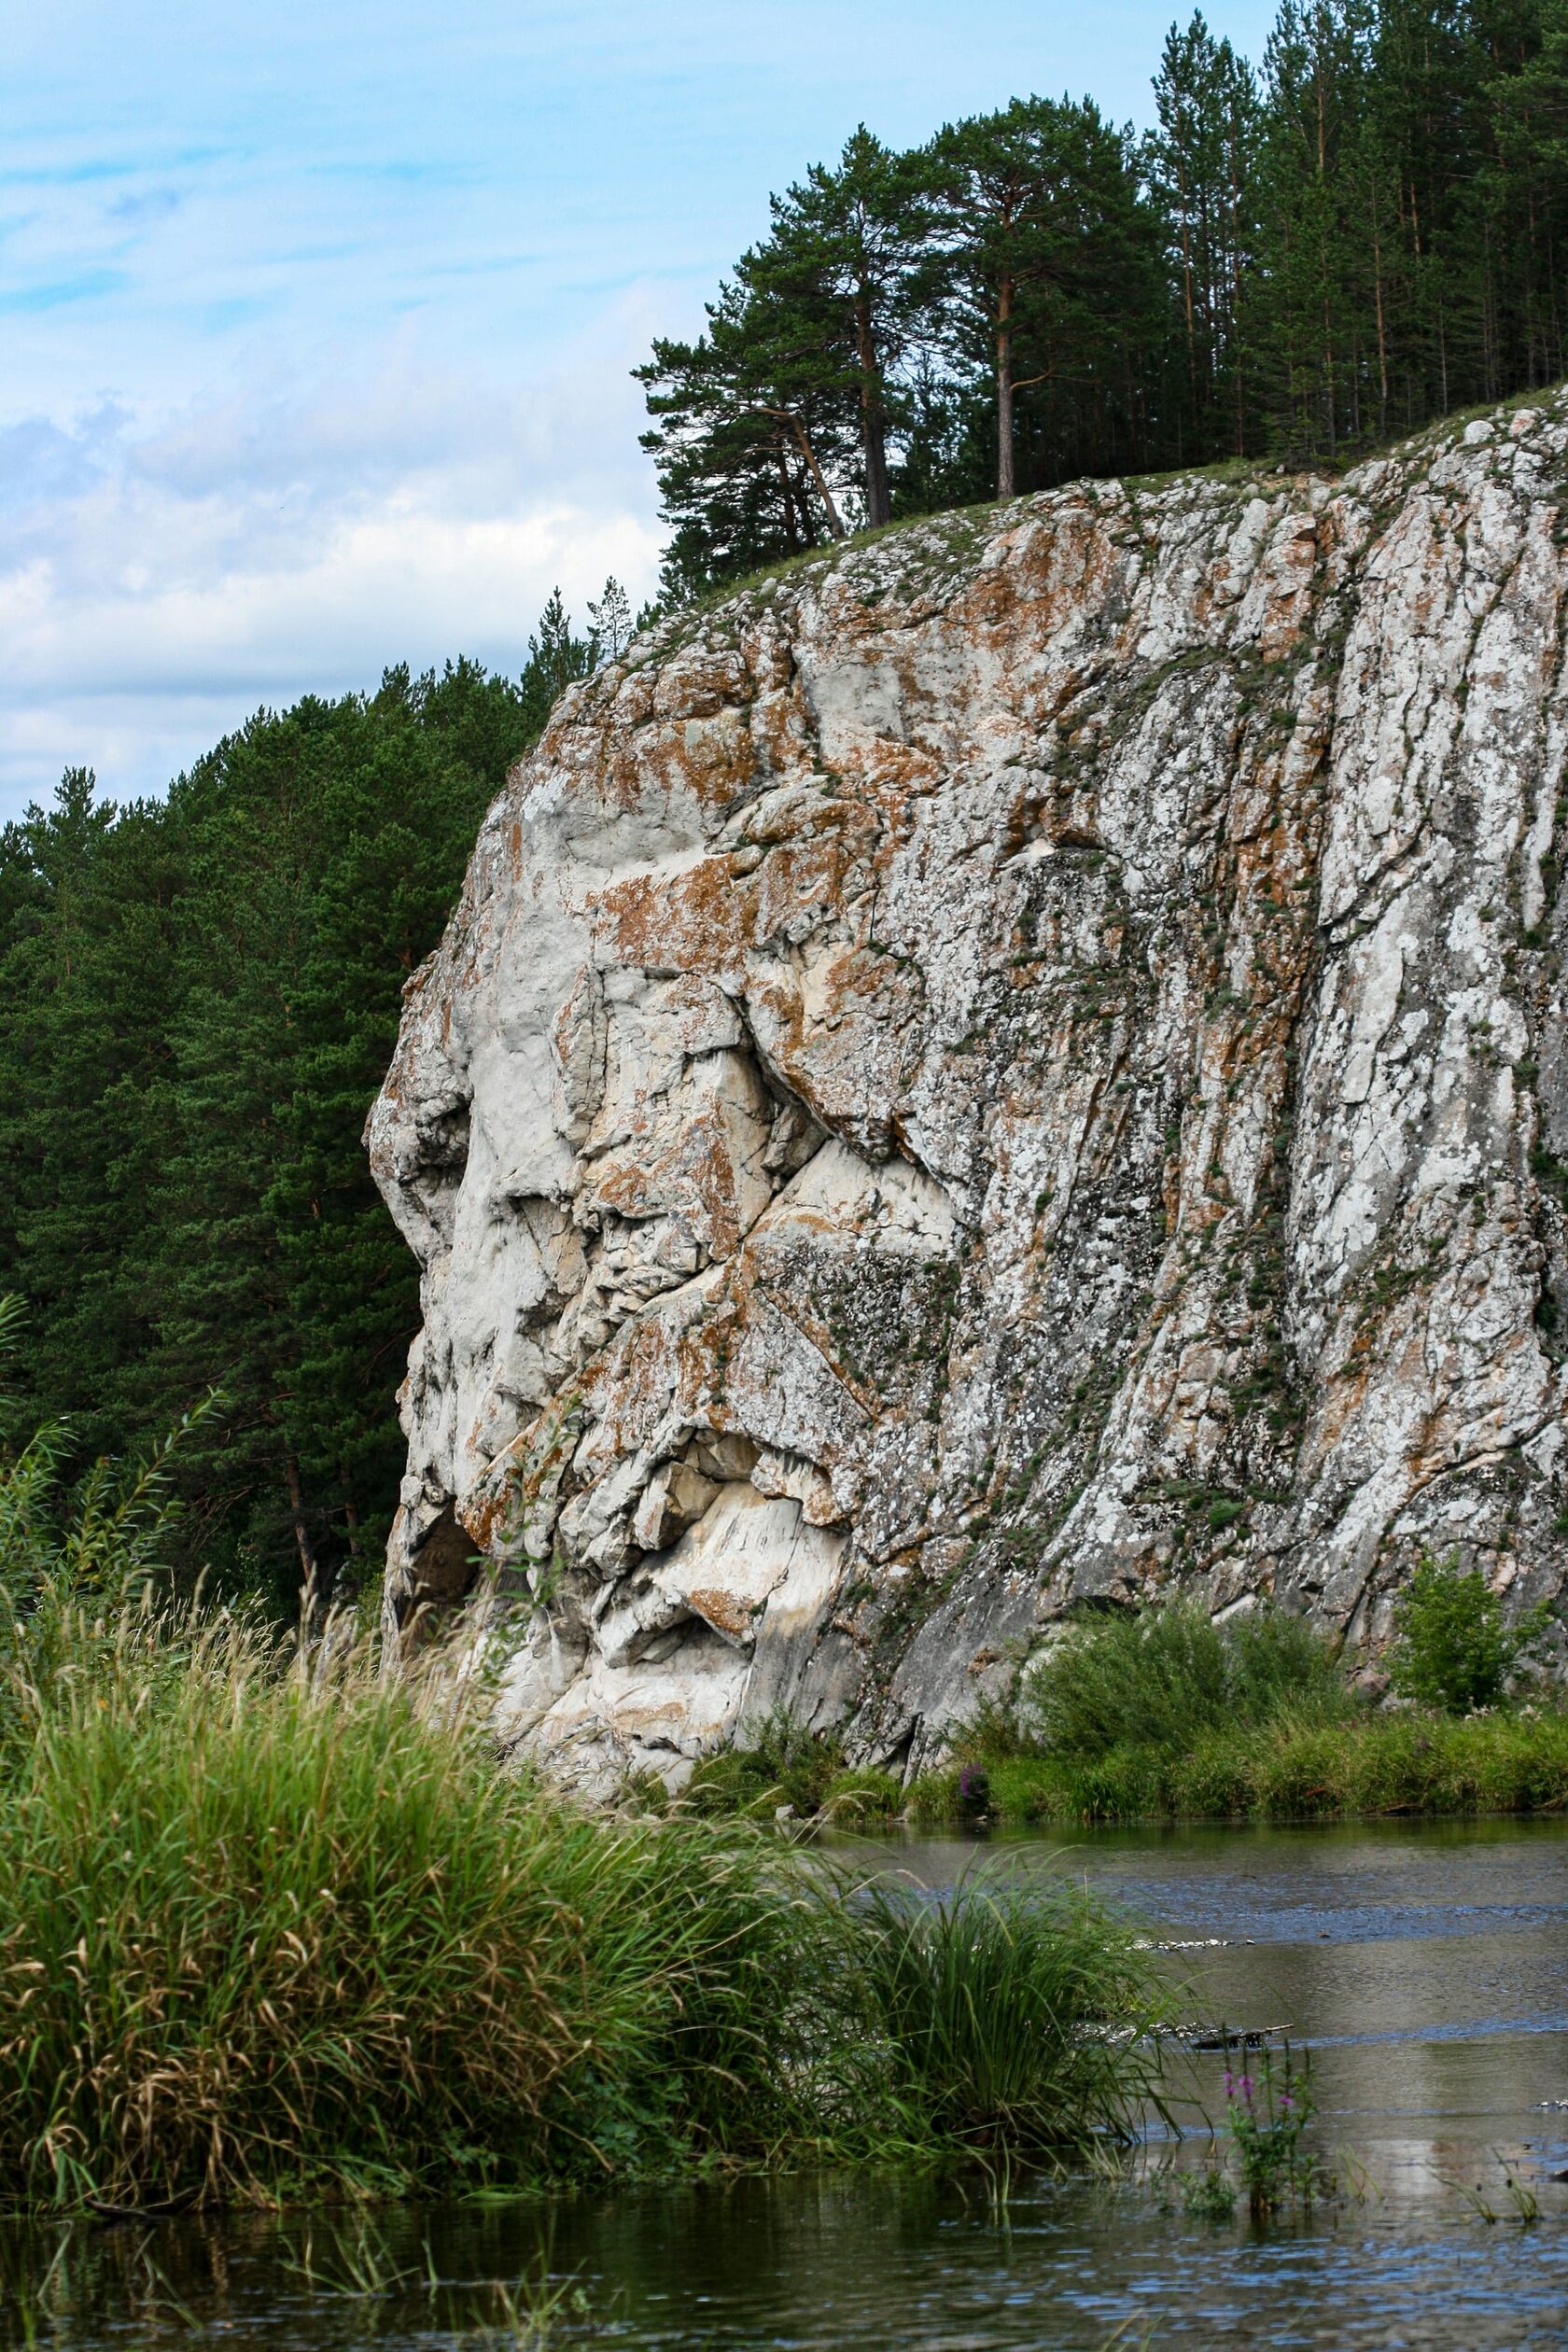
[638,1,1568,596]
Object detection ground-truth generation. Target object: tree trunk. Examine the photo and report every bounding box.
[789,417,846,539]
[855,291,891,529]
[283,1443,319,1619]
[1370,186,1389,438]
[775,442,804,551]
[996,273,1015,500]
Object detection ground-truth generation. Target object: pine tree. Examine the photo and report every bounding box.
[743,128,938,527]
[636,275,858,603]
[0,666,539,1616]
[927,96,1169,497]
[0,774,184,1456]
[1146,14,1264,457]
[1252,1,1379,460]
[587,576,634,662]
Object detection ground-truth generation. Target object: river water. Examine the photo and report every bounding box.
[4,1818,1567,2348]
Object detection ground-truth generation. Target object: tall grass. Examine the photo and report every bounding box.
[0,1605,1169,2208]
[836,1871,1168,2161]
[1024,1602,1351,1763]
[0,1603,827,2208]
[0,1317,1169,2209]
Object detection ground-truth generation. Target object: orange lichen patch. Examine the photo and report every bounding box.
[749,693,811,776]
[1260,522,1321,663]
[812,941,917,1011]
[856,735,947,801]
[589,1158,659,1223]
[758,792,882,848]
[652,647,749,721]
[738,626,794,695]
[597,1699,697,1740]
[459,1392,582,1548]
[567,1294,741,1482]
[589,1094,763,1264]
[620,711,760,814]
[684,1586,757,1642]
[978,507,1122,646]
[595,856,752,973]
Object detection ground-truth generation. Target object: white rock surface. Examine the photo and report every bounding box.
[370,397,1568,1791]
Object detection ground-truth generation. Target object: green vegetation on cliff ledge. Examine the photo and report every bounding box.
[907,1707,1568,1828]
[0,1355,1169,2212]
[914,1594,1568,1827]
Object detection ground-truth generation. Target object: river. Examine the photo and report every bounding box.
[4,1818,1566,2347]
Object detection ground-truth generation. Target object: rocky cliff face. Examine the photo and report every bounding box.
[370,396,1568,1790]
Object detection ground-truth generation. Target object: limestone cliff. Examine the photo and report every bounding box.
[369,396,1568,1789]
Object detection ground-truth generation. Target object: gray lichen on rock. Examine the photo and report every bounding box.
[368,394,1568,1791]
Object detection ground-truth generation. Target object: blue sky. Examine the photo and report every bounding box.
[1,0,1280,819]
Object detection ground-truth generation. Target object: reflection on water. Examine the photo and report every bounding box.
[4,1818,1568,2349]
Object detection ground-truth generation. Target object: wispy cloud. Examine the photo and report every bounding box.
[0,267,127,314]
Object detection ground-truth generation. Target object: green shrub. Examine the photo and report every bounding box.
[909,1707,1568,1827]
[1024,1600,1347,1764]
[1225,1608,1347,1726]
[946,1695,1043,1764]
[906,1768,960,1826]
[1388,1551,1554,1714]
[681,1752,778,1817]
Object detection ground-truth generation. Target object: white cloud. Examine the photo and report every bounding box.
[0,300,670,815]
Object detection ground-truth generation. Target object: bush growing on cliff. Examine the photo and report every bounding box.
[1022,1600,1350,1764]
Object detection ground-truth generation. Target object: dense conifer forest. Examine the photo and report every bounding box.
[8,0,1568,1613]
[640,0,1568,600]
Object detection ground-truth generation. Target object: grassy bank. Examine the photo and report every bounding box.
[0,1310,1170,2212]
[912,1596,1568,1825]
[0,1603,1168,2212]
[685,1592,1568,1831]
[680,1705,1568,1830]
[907,1705,1568,1826]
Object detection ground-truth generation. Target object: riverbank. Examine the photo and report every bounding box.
[676,1706,1568,1830]
[7,1813,1568,2348]
[906,1705,1568,1827]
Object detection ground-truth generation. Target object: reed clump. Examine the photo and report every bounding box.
[0,1608,1167,2209]
[0,1601,819,2209]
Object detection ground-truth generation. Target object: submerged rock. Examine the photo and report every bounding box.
[370,396,1568,1793]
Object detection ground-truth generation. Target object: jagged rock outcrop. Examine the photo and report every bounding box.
[370,395,1568,1790]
